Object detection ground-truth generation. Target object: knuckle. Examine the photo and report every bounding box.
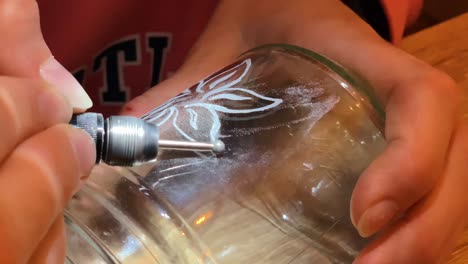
[14,146,64,213]
[14,126,82,206]
[0,79,22,138]
[418,69,462,107]
[1,76,69,126]
[0,77,70,160]
[398,153,434,195]
[38,84,73,124]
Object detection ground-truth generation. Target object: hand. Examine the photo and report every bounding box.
[0,1,94,263]
[122,0,468,263]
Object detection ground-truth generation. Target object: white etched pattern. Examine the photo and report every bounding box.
[142,59,283,142]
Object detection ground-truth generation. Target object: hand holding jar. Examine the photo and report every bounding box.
[123,1,468,263]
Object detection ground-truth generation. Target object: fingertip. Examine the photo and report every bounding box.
[353,121,468,264]
[120,96,148,117]
[40,57,93,111]
[65,125,96,178]
[356,200,399,238]
[38,84,73,124]
[120,76,190,117]
[120,102,137,116]
[350,141,438,237]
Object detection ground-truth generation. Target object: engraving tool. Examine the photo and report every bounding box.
[69,112,225,166]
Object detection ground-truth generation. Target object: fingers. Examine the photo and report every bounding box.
[0,77,71,161]
[249,1,466,241]
[28,215,66,264]
[39,57,93,111]
[350,69,462,237]
[121,0,464,250]
[0,2,94,262]
[291,10,463,239]
[308,10,465,246]
[354,121,468,264]
[120,75,196,117]
[0,124,95,263]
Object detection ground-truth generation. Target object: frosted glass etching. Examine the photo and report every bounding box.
[144,59,283,142]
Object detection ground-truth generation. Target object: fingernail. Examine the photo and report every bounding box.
[357,200,398,237]
[40,56,93,111]
[69,127,96,179]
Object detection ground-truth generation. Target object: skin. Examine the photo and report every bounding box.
[0,0,95,263]
[0,0,466,263]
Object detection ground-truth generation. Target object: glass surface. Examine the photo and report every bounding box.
[65,44,386,264]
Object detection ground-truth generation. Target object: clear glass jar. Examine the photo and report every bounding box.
[64,44,386,264]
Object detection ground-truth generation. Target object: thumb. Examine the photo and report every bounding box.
[0,0,92,110]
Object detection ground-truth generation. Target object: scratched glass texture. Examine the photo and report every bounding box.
[64,44,386,264]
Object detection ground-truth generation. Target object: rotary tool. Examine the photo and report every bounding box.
[69,112,225,167]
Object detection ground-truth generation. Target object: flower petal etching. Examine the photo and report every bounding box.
[143,58,283,142]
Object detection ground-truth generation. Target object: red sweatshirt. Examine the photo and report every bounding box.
[36,0,423,116]
[381,0,423,42]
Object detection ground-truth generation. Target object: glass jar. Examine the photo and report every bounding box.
[64,44,386,264]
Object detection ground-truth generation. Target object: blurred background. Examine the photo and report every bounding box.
[406,0,468,34]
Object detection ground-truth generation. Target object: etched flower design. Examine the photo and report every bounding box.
[142,59,283,142]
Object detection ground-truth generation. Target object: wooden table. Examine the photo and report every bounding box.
[399,12,468,264]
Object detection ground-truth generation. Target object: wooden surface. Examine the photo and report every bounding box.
[399,13,468,264]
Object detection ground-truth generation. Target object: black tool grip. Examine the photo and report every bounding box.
[69,113,105,164]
